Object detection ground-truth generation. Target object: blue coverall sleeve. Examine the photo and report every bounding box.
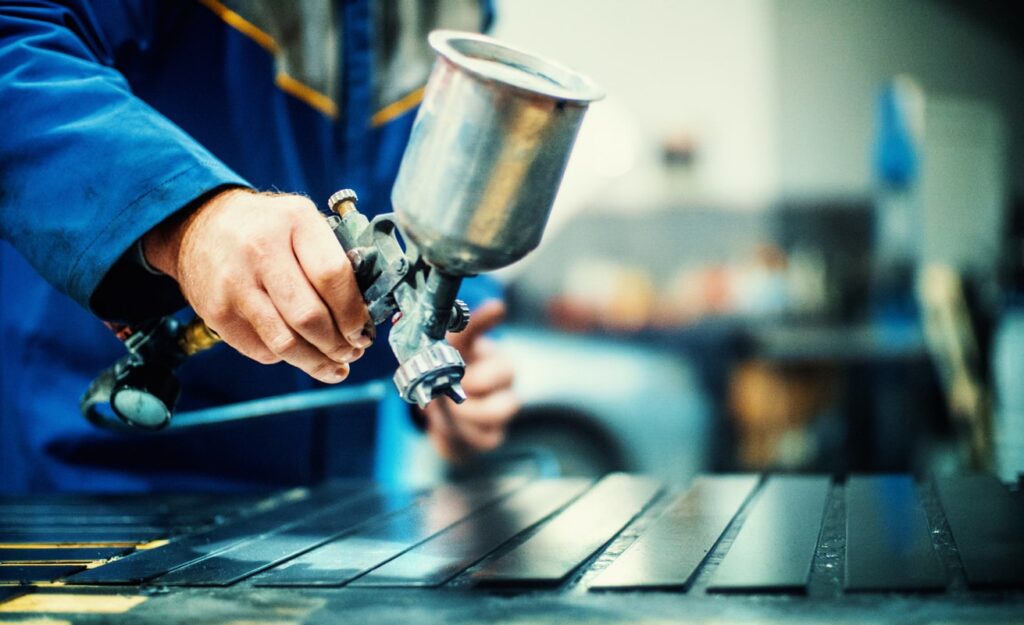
[0,1,249,322]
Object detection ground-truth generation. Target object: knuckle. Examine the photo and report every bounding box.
[267,331,299,355]
[292,305,327,332]
[314,258,355,292]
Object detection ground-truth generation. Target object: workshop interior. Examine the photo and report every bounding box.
[1,0,1023,623]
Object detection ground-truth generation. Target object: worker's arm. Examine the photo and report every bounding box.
[0,2,369,383]
[0,1,244,321]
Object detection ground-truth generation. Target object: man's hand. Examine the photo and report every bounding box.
[143,188,372,383]
[421,300,521,460]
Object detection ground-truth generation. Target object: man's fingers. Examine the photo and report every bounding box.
[460,352,515,397]
[239,290,350,384]
[425,401,507,457]
[448,299,505,353]
[292,213,371,349]
[259,251,358,365]
[444,389,521,430]
[206,317,280,365]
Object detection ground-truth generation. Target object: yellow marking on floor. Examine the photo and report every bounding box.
[0,593,146,614]
[0,561,91,565]
[134,539,169,551]
[0,543,136,550]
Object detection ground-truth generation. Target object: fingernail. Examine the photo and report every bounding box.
[334,366,349,381]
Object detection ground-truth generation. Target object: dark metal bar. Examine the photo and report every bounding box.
[351,479,591,587]
[0,547,131,563]
[65,483,362,584]
[935,475,1024,589]
[472,474,661,586]
[708,475,830,594]
[253,479,522,586]
[844,475,945,592]
[0,564,85,583]
[588,475,759,591]
[154,488,418,586]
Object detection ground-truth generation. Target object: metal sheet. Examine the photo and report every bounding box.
[472,474,661,586]
[352,478,591,587]
[154,489,417,586]
[0,564,85,582]
[844,475,945,592]
[936,475,1024,589]
[0,528,165,542]
[66,483,362,584]
[0,546,131,563]
[253,480,521,587]
[708,475,830,593]
[588,475,759,591]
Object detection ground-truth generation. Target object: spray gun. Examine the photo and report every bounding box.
[81,30,603,430]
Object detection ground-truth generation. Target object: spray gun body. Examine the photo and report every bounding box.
[326,191,470,407]
[81,30,602,429]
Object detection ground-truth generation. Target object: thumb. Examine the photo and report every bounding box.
[448,299,505,353]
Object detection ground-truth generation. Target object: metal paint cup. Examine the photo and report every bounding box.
[392,30,603,275]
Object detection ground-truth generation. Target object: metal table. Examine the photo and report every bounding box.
[1,473,1022,623]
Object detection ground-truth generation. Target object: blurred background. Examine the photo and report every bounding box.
[401,0,1024,485]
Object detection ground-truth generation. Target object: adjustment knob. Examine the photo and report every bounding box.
[327,188,359,215]
[448,299,471,333]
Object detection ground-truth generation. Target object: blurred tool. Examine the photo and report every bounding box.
[81,30,602,430]
[917,265,992,470]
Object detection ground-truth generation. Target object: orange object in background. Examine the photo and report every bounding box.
[729,360,838,470]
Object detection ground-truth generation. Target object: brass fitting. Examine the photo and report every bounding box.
[178,319,221,356]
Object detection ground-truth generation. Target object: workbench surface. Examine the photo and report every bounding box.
[1,474,1021,624]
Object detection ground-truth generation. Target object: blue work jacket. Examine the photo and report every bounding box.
[0,0,493,493]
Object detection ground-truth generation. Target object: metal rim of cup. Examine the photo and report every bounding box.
[427,29,605,104]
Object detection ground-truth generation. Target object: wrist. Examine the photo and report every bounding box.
[141,186,248,281]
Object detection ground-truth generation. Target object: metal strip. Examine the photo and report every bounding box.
[253,479,522,586]
[351,478,592,587]
[936,475,1024,589]
[708,475,830,593]
[65,483,362,584]
[588,475,759,591]
[844,475,945,592]
[154,488,418,586]
[0,563,85,583]
[472,474,661,586]
[0,547,131,563]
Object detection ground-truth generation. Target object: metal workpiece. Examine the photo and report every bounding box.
[588,475,760,591]
[708,476,831,593]
[844,476,945,592]
[935,475,1024,588]
[392,30,603,275]
[472,474,661,586]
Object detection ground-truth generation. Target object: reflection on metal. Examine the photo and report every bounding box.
[473,474,660,586]
[66,484,362,585]
[154,489,415,586]
[708,476,830,593]
[844,476,944,592]
[0,563,85,582]
[936,475,1024,588]
[352,479,591,587]
[254,480,523,586]
[588,475,759,591]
